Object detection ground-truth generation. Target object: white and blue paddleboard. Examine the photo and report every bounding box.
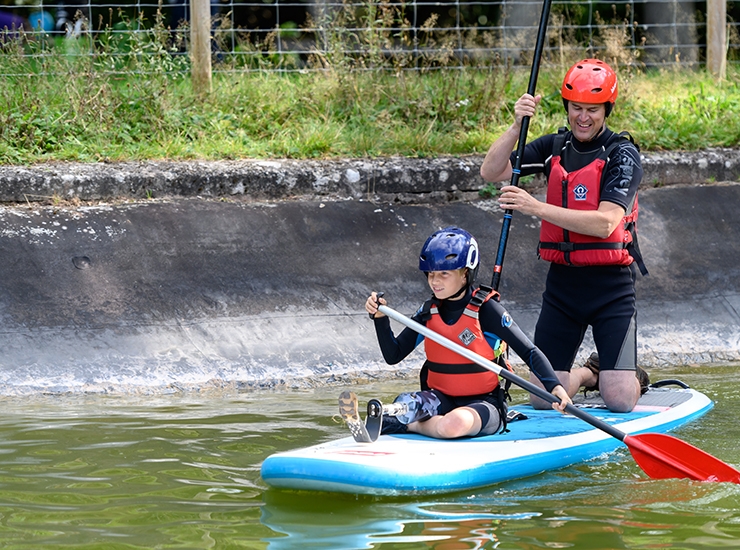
[261,385,713,496]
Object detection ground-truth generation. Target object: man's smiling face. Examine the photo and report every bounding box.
[567,101,607,142]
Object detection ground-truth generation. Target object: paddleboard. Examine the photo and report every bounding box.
[260,384,713,496]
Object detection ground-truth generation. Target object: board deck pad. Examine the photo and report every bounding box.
[574,388,692,409]
[261,386,713,496]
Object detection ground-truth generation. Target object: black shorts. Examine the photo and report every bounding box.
[431,388,507,436]
[534,263,637,373]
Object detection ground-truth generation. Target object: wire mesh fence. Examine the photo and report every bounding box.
[0,0,738,75]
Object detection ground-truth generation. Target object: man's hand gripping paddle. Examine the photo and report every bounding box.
[378,303,740,483]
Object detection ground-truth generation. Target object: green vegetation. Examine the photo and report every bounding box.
[0,10,738,165]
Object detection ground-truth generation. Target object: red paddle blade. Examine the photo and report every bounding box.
[624,433,740,483]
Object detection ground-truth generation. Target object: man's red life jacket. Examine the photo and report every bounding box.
[538,132,645,272]
[424,287,502,396]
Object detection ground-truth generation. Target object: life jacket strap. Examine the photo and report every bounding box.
[539,241,628,252]
[469,285,498,308]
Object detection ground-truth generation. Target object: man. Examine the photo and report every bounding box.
[479,59,649,413]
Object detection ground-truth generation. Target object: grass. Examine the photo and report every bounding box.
[0,10,739,164]
[1,64,738,165]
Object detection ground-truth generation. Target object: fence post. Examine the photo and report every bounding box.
[706,0,726,79]
[190,0,212,94]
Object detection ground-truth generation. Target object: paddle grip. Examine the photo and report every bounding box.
[368,292,385,319]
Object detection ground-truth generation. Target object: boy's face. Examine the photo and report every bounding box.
[427,269,467,300]
[567,101,607,142]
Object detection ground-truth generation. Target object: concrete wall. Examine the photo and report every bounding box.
[0,153,738,394]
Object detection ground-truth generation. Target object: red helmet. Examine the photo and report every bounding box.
[561,59,618,106]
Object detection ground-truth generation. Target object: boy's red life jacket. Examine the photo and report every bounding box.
[538,132,647,275]
[424,287,502,396]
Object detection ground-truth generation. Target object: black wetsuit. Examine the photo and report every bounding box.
[372,287,562,435]
[512,127,644,373]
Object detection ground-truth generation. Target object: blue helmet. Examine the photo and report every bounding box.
[419,227,480,277]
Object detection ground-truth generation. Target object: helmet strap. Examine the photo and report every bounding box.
[447,282,469,301]
[577,124,607,143]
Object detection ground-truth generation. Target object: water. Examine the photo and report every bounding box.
[0,366,739,549]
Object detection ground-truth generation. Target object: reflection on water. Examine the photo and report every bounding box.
[263,472,740,549]
[0,366,737,548]
[262,473,740,549]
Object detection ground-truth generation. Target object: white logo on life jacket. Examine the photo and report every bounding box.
[459,328,476,346]
[573,183,588,201]
[501,312,513,328]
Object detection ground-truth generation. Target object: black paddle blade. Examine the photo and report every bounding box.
[625,433,740,483]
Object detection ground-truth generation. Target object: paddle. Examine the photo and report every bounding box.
[490,0,553,290]
[378,303,740,484]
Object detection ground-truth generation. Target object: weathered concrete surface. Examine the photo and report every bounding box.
[0,155,738,394]
[1,149,739,203]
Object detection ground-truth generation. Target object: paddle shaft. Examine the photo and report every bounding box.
[378,304,627,442]
[490,0,553,291]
